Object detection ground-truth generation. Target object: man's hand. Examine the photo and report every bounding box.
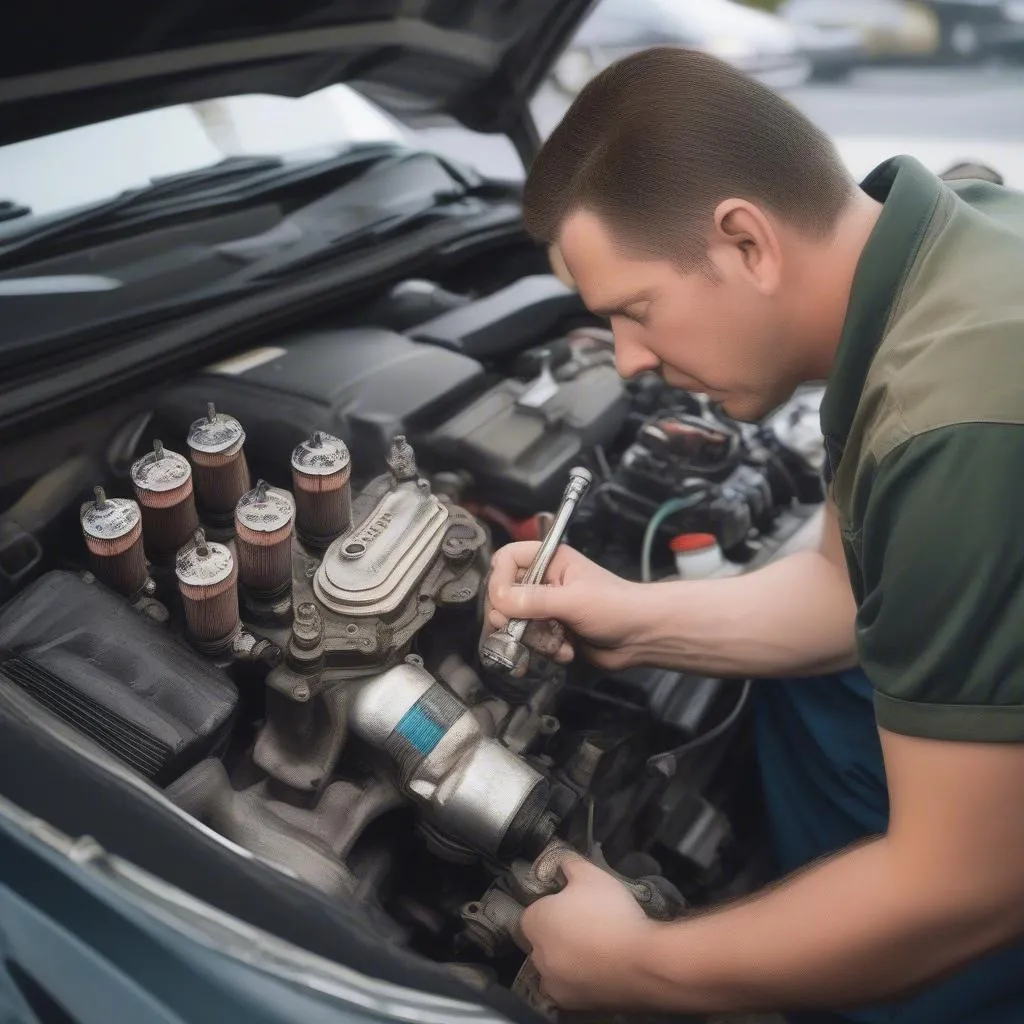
[520,856,660,1011]
[485,542,648,671]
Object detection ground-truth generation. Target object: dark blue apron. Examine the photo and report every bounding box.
[754,669,1024,1024]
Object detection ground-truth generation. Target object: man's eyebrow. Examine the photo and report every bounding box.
[587,290,653,318]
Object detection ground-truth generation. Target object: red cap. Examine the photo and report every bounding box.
[669,533,718,554]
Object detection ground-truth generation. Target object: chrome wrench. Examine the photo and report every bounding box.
[479,466,592,677]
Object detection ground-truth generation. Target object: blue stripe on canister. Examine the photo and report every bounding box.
[394,703,446,756]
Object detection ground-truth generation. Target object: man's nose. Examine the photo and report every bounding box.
[613,326,661,379]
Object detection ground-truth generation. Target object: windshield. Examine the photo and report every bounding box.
[1,85,410,220]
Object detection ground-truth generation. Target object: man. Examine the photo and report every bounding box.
[486,47,1024,1023]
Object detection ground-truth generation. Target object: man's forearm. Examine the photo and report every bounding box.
[631,837,1018,1015]
[627,547,858,678]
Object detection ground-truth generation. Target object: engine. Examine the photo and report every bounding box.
[0,271,827,1016]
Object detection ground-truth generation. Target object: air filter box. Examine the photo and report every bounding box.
[0,571,238,786]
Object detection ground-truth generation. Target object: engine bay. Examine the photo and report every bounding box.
[0,267,826,1021]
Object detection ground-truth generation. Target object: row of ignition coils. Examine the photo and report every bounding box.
[79,403,355,658]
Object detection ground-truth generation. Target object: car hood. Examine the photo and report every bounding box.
[0,1,598,148]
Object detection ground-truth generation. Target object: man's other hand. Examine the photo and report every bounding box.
[519,856,659,1011]
[484,542,647,671]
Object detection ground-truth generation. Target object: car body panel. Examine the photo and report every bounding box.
[0,0,599,146]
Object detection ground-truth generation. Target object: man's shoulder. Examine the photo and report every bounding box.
[857,185,1024,466]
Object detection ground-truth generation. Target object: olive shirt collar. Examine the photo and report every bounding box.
[819,156,943,482]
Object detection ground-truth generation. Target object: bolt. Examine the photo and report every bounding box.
[293,682,311,702]
[386,435,419,481]
[292,602,323,648]
[207,401,217,423]
[93,485,107,508]
[153,439,165,459]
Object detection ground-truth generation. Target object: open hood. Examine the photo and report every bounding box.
[0,1,597,149]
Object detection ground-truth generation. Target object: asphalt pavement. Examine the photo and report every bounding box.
[418,64,1024,185]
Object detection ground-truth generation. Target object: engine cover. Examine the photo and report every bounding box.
[418,330,630,514]
[154,327,486,482]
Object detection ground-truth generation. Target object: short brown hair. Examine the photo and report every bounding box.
[524,47,855,271]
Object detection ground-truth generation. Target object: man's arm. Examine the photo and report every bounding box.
[522,733,1024,1014]
[488,502,859,678]
[624,500,859,677]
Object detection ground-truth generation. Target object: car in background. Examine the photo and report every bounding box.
[551,0,815,96]
[780,0,1024,64]
[779,0,942,62]
[920,0,1024,61]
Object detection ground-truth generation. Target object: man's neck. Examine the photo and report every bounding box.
[791,189,884,382]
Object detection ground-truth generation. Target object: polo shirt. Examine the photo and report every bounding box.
[820,155,1024,743]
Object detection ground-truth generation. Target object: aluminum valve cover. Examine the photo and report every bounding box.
[313,481,450,616]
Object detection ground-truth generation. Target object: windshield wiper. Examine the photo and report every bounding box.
[0,143,403,268]
[0,200,31,224]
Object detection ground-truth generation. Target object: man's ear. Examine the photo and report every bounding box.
[710,198,782,295]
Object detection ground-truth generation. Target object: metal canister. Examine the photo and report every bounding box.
[187,403,251,533]
[290,431,352,548]
[235,479,294,599]
[175,529,240,655]
[131,440,200,565]
[80,486,149,598]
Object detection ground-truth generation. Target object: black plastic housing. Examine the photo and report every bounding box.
[0,571,238,786]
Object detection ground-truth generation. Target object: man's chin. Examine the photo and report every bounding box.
[716,393,773,423]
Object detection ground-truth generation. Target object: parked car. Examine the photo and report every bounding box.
[0,3,1019,1024]
[0,3,830,1023]
[920,0,1024,61]
[780,0,1024,64]
[552,0,814,96]
[779,0,942,61]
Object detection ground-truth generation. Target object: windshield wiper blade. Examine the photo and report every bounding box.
[0,145,403,267]
[0,156,287,261]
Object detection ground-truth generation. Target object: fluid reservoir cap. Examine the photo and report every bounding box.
[291,431,351,477]
[131,440,192,493]
[175,530,234,586]
[80,487,141,540]
[669,533,718,553]
[235,480,295,533]
[187,402,246,455]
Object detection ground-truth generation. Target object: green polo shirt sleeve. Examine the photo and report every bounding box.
[856,422,1024,742]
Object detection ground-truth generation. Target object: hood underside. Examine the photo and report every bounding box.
[0,1,596,149]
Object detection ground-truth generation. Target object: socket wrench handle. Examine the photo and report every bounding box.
[479,466,592,674]
[506,466,592,641]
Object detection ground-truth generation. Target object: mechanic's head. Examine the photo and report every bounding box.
[524,47,867,421]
